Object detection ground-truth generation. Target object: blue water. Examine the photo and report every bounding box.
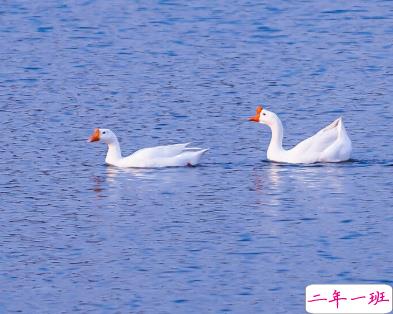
[1,0,393,313]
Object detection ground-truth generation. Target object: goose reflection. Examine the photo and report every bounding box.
[105,165,201,186]
[105,166,156,182]
[253,162,347,206]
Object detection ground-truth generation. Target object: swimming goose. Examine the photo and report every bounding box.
[88,128,208,168]
[248,106,352,163]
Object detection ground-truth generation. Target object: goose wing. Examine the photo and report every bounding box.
[128,143,193,160]
[290,117,341,155]
[120,143,208,167]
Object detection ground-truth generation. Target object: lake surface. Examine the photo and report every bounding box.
[1,0,392,313]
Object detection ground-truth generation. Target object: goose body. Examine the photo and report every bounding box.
[249,106,352,164]
[88,128,208,168]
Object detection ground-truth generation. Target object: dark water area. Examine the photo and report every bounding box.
[1,0,392,313]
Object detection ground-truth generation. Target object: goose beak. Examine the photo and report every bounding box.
[88,128,100,142]
[248,105,263,122]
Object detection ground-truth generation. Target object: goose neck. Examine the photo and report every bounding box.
[106,138,122,164]
[267,117,284,153]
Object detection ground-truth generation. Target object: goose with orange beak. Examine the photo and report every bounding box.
[248,105,352,163]
[87,128,208,168]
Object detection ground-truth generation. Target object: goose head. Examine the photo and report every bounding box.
[248,105,278,127]
[88,128,117,144]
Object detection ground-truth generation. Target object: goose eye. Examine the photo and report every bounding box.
[263,113,266,116]
[102,131,106,134]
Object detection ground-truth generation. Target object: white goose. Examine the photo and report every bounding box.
[88,128,208,168]
[248,106,352,163]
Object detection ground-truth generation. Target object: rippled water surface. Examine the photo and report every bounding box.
[1,0,393,313]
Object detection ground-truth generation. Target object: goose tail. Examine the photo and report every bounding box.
[185,148,209,166]
[337,117,346,137]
